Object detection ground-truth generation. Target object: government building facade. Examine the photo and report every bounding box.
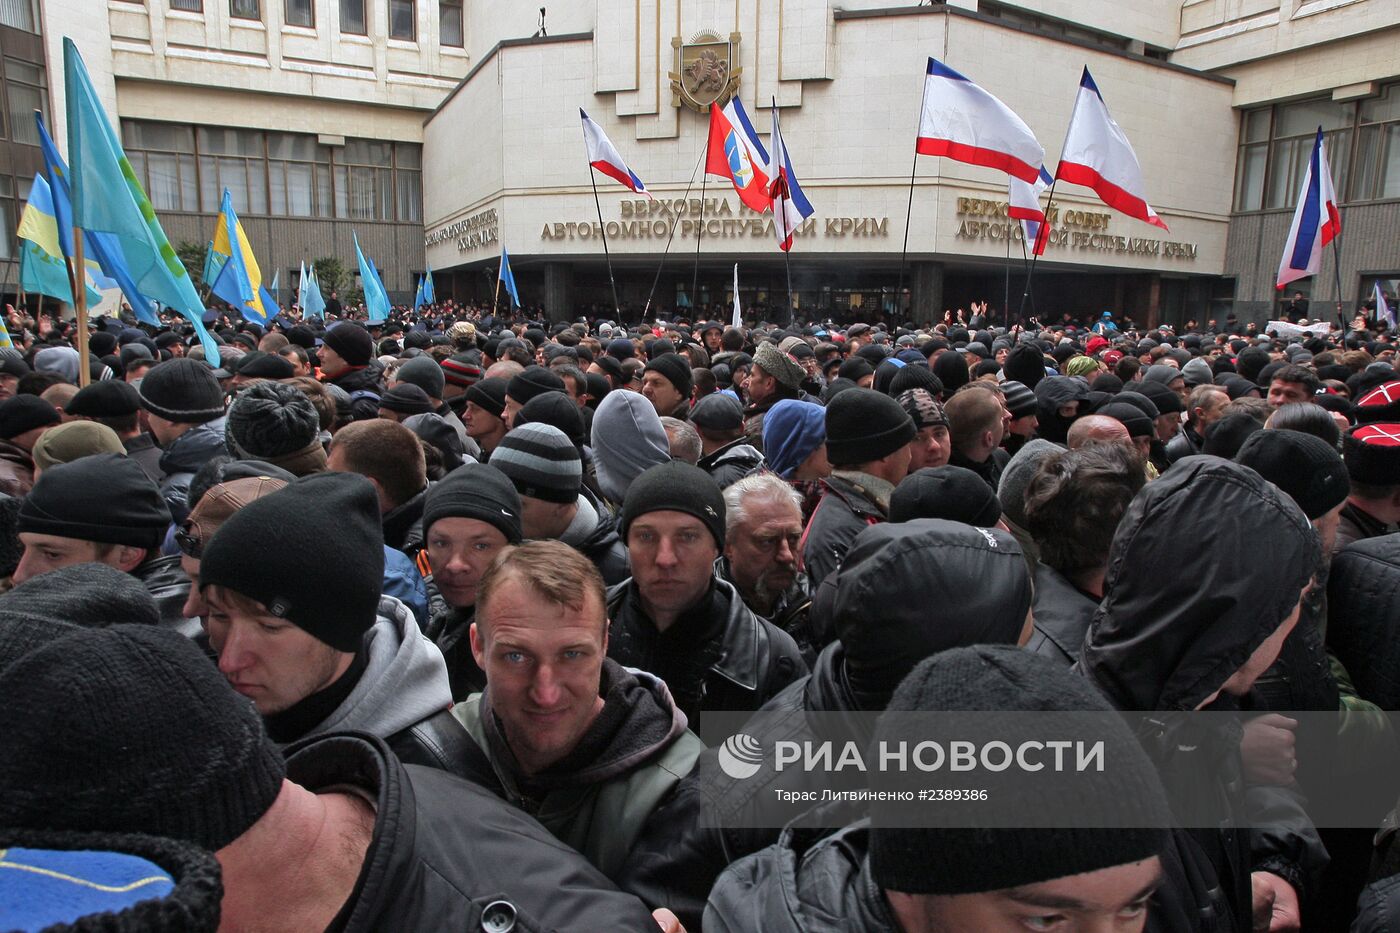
[17,0,1400,327]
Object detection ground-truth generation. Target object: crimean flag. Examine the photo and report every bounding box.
[581,109,653,199]
[707,100,773,214]
[1056,68,1167,231]
[1276,128,1341,290]
[65,38,219,364]
[917,58,1044,184]
[1009,166,1054,256]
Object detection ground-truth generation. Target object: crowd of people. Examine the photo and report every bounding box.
[0,296,1398,932]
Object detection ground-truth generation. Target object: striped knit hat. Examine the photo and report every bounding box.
[441,352,483,389]
[491,423,582,504]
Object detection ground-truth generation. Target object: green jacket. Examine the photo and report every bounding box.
[454,660,705,881]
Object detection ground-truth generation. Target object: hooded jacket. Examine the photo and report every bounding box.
[606,577,807,722]
[560,488,630,586]
[281,733,662,932]
[1327,534,1400,709]
[156,416,228,523]
[382,486,427,553]
[590,391,670,507]
[452,660,704,884]
[1025,563,1100,667]
[288,596,475,777]
[1033,375,1090,445]
[1077,456,1327,925]
[698,438,765,490]
[704,823,899,933]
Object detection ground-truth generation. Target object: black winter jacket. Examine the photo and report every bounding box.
[156,417,227,523]
[698,439,765,490]
[704,822,899,933]
[328,364,384,422]
[1164,424,1203,464]
[568,490,631,586]
[282,733,661,932]
[1024,563,1099,667]
[605,578,807,722]
[424,604,484,702]
[382,487,427,554]
[1327,534,1400,708]
[800,473,887,590]
[134,554,202,642]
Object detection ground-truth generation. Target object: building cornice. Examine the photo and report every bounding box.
[426,31,595,125]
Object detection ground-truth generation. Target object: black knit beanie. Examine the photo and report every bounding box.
[869,645,1170,895]
[225,381,320,459]
[396,356,446,399]
[620,460,726,550]
[0,394,60,439]
[0,827,224,933]
[887,364,943,399]
[19,453,171,548]
[506,365,566,405]
[464,377,509,419]
[199,473,385,652]
[514,391,586,448]
[1236,429,1350,520]
[889,466,1001,526]
[322,323,373,367]
[422,462,523,544]
[1202,411,1263,459]
[644,352,694,398]
[236,353,296,380]
[66,379,142,418]
[378,383,435,416]
[0,624,286,851]
[137,359,227,424]
[824,388,916,467]
[1096,401,1153,439]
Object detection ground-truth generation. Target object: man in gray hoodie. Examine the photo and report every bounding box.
[197,471,476,777]
[589,389,671,509]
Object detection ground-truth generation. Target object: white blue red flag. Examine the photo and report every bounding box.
[707,99,773,213]
[581,108,652,199]
[1056,68,1167,230]
[1276,128,1341,289]
[916,58,1043,184]
[767,103,814,252]
[1009,166,1054,256]
[1375,281,1394,329]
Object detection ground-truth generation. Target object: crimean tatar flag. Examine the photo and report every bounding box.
[1056,68,1167,231]
[1276,128,1341,290]
[916,58,1044,184]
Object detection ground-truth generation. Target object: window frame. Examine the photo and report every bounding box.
[439,0,464,48]
[339,0,366,35]
[284,0,313,28]
[388,0,415,41]
[229,0,261,21]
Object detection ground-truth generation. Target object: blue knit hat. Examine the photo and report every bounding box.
[763,399,826,479]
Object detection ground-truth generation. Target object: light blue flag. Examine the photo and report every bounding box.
[297,260,307,309]
[413,275,425,311]
[202,240,226,290]
[354,232,390,322]
[422,262,435,304]
[36,112,160,326]
[64,39,219,364]
[499,247,521,308]
[302,265,326,319]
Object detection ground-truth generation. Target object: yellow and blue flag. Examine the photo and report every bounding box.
[18,173,102,307]
[65,38,219,365]
[354,232,390,322]
[209,189,269,323]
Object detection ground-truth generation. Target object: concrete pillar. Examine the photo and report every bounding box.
[543,262,573,324]
[910,262,944,328]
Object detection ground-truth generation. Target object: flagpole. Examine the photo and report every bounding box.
[1018,178,1059,319]
[1331,232,1346,330]
[1003,221,1012,327]
[588,167,622,318]
[897,73,931,317]
[643,145,706,318]
[784,249,795,328]
[693,136,710,313]
[72,227,90,388]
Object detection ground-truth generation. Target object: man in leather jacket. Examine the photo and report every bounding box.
[197,471,476,777]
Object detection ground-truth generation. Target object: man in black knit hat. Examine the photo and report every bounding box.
[15,453,195,636]
[66,378,163,481]
[137,357,229,522]
[0,623,670,931]
[642,352,694,420]
[504,364,566,429]
[706,646,1173,933]
[420,462,524,700]
[463,376,509,460]
[198,471,474,776]
[318,321,383,421]
[605,461,807,721]
[801,387,914,588]
[0,394,59,497]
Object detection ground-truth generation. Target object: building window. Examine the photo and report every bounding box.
[3,59,45,146]
[285,0,312,27]
[170,0,201,10]
[230,0,260,19]
[389,0,414,40]
[198,127,267,214]
[122,121,199,212]
[340,0,365,34]
[0,0,36,31]
[267,132,333,217]
[440,0,463,47]
[1352,83,1400,202]
[1233,108,1270,212]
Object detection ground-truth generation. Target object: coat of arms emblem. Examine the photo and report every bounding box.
[670,31,742,113]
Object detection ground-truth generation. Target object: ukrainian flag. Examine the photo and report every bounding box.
[18,173,101,306]
[208,188,270,322]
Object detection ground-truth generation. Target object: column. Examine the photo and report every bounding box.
[910,261,944,328]
[543,262,574,324]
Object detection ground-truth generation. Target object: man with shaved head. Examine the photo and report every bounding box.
[1067,414,1131,450]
